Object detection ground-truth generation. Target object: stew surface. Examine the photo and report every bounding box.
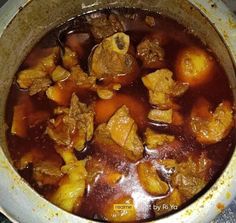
[5,8,236,222]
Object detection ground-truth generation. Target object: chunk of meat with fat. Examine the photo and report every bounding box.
[17,48,59,95]
[16,148,63,186]
[33,160,63,186]
[145,128,175,149]
[190,99,234,144]
[107,105,135,147]
[46,93,94,151]
[88,13,124,40]
[46,65,96,106]
[145,16,156,27]
[160,153,212,199]
[94,105,144,161]
[28,77,52,96]
[106,105,144,161]
[86,157,122,185]
[90,32,137,85]
[142,69,188,108]
[137,161,169,196]
[71,65,96,87]
[137,38,165,69]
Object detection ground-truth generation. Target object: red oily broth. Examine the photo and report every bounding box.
[5,8,236,222]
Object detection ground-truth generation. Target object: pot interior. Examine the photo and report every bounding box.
[0,0,235,222]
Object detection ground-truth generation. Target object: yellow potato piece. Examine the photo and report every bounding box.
[176,46,214,86]
[137,162,169,196]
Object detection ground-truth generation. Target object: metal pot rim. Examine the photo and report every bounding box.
[0,1,235,223]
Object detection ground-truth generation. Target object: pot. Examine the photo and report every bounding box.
[0,0,236,222]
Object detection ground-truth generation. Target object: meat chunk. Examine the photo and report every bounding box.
[28,77,52,96]
[88,13,124,40]
[190,100,234,144]
[33,160,63,186]
[137,38,165,69]
[102,196,136,222]
[94,105,144,161]
[46,93,94,151]
[17,69,47,89]
[17,49,59,95]
[145,128,175,149]
[90,32,137,84]
[71,65,96,87]
[106,105,144,161]
[142,69,188,108]
[148,108,173,123]
[107,105,135,147]
[170,153,212,199]
[86,157,122,185]
[145,16,156,27]
[137,161,169,196]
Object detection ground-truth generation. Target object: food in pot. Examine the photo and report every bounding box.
[5,8,235,222]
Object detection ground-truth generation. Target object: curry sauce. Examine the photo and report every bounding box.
[5,8,236,222]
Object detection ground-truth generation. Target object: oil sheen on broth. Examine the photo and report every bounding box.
[5,8,236,222]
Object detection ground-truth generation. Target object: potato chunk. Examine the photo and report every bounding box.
[51,65,71,82]
[97,89,114,99]
[102,196,136,222]
[145,128,175,149]
[50,159,87,212]
[137,162,169,196]
[62,47,79,70]
[142,69,188,108]
[175,46,214,86]
[154,189,182,216]
[190,100,234,144]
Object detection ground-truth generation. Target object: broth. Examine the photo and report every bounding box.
[5,8,236,222]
